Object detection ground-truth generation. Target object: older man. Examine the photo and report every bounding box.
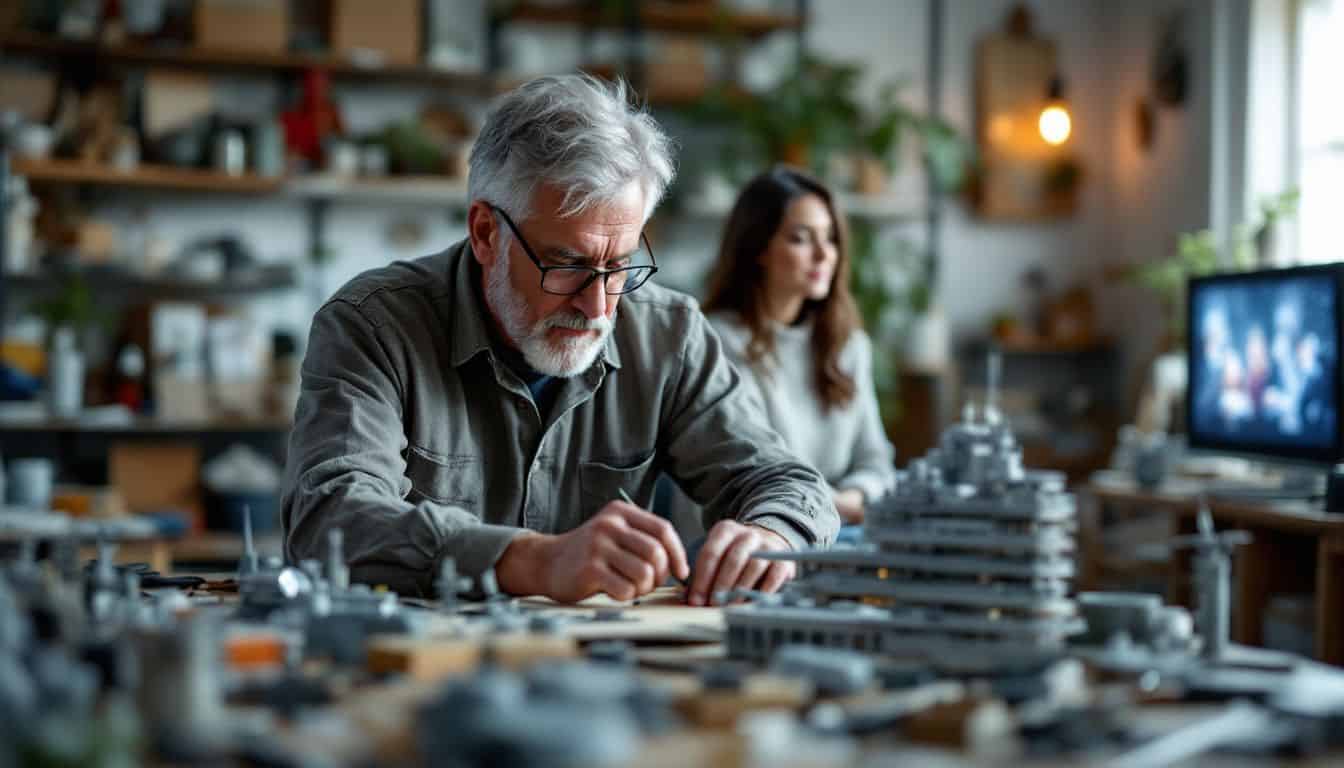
[281,75,838,605]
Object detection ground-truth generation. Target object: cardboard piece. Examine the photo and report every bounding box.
[195,0,289,55]
[515,586,725,643]
[0,69,56,122]
[366,634,482,681]
[143,71,214,140]
[488,633,579,668]
[109,441,203,525]
[330,0,421,65]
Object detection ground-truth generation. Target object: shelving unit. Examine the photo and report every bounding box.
[4,263,299,302]
[14,157,285,195]
[0,413,291,434]
[488,1,810,104]
[286,174,468,206]
[0,31,494,90]
[990,335,1116,355]
[499,1,803,38]
[958,337,1121,482]
[681,189,926,222]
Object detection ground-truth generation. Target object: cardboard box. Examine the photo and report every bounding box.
[0,70,56,122]
[109,442,203,528]
[195,0,289,55]
[143,71,213,140]
[330,0,421,65]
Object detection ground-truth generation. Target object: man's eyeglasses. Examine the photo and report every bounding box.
[491,205,658,296]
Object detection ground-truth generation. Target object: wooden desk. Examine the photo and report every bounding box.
[1078,473,1344,665]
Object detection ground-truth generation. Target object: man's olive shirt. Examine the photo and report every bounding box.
[280,239,838,595]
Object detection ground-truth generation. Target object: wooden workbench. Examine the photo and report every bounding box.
[1077,472,1344,666]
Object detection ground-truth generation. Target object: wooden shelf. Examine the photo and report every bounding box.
[4,263,299,300]
[980,336,1117,355]
[287,174,469,205]
[501,2,802,38]
[14,157,285,194]
[682,190,924,222]
[0,412,292,434]
[0,31,493,88]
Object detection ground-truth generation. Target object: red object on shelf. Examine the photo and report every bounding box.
[281,69,344,168]
[114,379,144,412]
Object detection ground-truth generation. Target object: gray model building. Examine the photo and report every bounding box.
[725,355,1085,669]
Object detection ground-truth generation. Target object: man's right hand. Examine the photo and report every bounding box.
[496,500,690,603]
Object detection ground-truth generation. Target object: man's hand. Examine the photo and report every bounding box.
[496,500,689,603]
[687,520,796,606]
[834,488,865,525]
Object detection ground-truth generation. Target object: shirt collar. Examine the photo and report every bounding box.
[448,238,622,372]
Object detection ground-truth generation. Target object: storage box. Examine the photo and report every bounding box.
[195,0,289,55]
[0,70,56,123]
[330,0,421,65]
[109,442,203,529]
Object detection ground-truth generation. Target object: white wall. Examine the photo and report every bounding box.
[1090,0,1215,393]
[71,0,1219,382]
[810,0,1217,398]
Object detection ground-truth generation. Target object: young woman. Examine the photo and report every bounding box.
[694,166,897,527]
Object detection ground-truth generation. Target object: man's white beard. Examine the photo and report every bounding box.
[485,246,613,377]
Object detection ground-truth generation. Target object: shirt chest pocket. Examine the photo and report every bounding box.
[404,446,482,510]
[578,449,658,515]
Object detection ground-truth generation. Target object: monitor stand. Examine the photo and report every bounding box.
[1202,469,1326,502]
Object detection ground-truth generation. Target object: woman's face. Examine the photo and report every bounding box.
[760,193,839,305]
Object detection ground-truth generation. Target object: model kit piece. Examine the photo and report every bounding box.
[725,353,1082,669]
[1107,701,1272,768]
[1073,591,1196,656]
[436,557,472,614]
[238,556,314,618]
[1167,501,1250,661]
[769,644,876,697]
[417,661,649,768]
[586,639,636,666]
[238,505,260,578]
[327,528,350,591]
[135,608,229,756]
[528,613,568,635]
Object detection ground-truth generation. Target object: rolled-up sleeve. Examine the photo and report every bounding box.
[659,309,839,549]
[280,299,521,596]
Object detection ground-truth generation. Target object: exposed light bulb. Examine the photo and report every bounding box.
[1039,105,1072,146]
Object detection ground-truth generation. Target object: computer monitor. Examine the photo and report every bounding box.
[1187,263,1343,466]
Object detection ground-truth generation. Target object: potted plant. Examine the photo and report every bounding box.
[687,55,973,199]
[690,56,862,181]
[854,81,974,197]
[1130,189,1299,344]
[1127,189,1299,433]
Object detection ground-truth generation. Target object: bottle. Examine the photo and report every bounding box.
[48,327,85,419]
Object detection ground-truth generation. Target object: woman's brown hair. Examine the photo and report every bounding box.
[703,166,861,408]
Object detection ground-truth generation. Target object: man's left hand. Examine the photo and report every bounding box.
[687,520,796,606]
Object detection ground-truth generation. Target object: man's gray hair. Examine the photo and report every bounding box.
[468,74,676,224]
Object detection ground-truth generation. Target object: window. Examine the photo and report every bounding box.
[1297,0,1344,263]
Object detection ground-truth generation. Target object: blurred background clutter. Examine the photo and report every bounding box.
[0,0,1341,589]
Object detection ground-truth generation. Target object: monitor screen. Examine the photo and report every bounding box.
[1187,264,1343,464]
